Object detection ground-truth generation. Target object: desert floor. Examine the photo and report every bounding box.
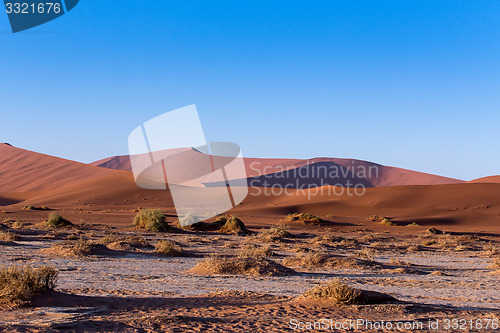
[0,207,499,333]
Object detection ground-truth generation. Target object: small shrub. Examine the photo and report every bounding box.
[155,240,182,256]
[46,213,72,227]
[133,209,168,231]
[304,279,361,305]
[0,265,58,307]
[217,216,249,235]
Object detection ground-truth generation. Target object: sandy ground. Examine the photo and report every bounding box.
[0,219,498,332]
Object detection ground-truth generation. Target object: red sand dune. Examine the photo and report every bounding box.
[91,151,463,187]
[2,144,499,230]
[0,143,113,193]
[233,183,500,228]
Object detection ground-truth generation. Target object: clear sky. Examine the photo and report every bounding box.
[1,1,499,180]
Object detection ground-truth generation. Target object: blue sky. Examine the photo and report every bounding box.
[1,0,499,180]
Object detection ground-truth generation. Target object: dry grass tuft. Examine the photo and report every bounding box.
[389,258,413,267]
[406,245,422,252]
[217,216,250,235]
[155,240,183,256]
[283,252,369,269]
[337,238,359,248]
[0,231,19,242]
[369,215,396,226]
[42,239,105,257]
[379,218,396,226]
[191,255,295,276]
[11,221,25,229]
[0,265,58,307]
[46,213,72,227]
[482,244,500,258]
[368,215,385,222]
[426,227,443,235]
[99,234,150,251]
[356,248,376,261]
[239,244,274,257]
[285,212,323,224]
[133,209,168,231]
[490,259,500,269]
[257,225,291,242]
[304,279,361,305]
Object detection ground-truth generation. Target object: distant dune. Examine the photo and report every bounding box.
[2,144,500,229]
[91,151,463,188]
[469,175,500,184]
[90,155,132,172]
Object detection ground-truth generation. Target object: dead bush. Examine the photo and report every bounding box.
[217,216,250,235]
[133,209,168,232]
[304,279,361,305]
[283,252,370,269]
[46,213,72,227]
[257,225,291,242]
[41,239,106,257]
[0,265,58,307]
[0,231,19,242]
[155,240,183,256]
[190,255,295,276]
[239,244,274,258]
[285,213,323,224]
